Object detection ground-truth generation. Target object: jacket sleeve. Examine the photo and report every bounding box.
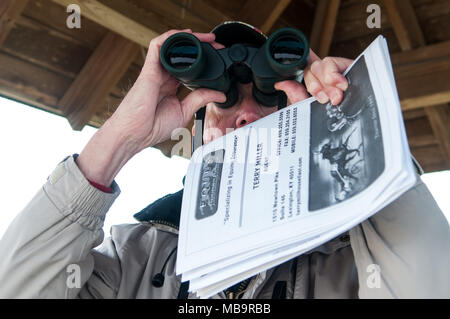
[349,175,450,298]
[0,155,121,298]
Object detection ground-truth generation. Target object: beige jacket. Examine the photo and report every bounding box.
[0,155,449,298]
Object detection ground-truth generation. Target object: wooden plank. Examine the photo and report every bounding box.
[52,0,159,47]
[383,0,425,50]
[402,108,426,121]
[405,116,434,138]
[108,0,214,33]
[58,32,140,130]
[420,12,450,44]
[0,51,72,106]
[391,42,450,110]
[111,63,141,98]
[330,28,401,58]
[88,94,122,128]
[333,0,390,43]
[205,0,247,18]
[425,104,450,165]
[240,0,292,34]
[419,162,449,173]
[2,16,92,78]
[310,0,341,57]
[410,144,448,172]
[23,0,107,50]
[384,0,450,168]
[171,0,230,27]
[271,0,315,37]
[0,0,28,46]
[92,0,218,36]
[412,0,450,44]
[408,134,437,148]
[391,40,450,66]
[396,59,450,110]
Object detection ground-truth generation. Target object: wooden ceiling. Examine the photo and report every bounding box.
[0,0,449,173]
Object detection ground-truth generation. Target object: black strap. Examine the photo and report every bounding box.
[177,281,190,299]
[271,281,287,299]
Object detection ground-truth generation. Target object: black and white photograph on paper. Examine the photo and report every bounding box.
[308,56,385,211]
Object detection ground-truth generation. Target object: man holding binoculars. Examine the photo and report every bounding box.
[0,22,448,299]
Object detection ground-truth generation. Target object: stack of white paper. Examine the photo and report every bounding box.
[176,36,417,298]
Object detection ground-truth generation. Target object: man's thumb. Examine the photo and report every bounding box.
[181,88,226,122]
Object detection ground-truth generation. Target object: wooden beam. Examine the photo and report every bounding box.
[410,144,448,172]
[394,54,450,110]
[425,104,450,166]
[164,0,229,30]
[240,0,292,34]
[0,0,28,46]
[391,40,450,66]
[59,32,140,130]
[391,42,450,109]
[309,0,341,58]
[408,134,437,148]
[382,0,425,51]
[95,0,215,34]
[52,0,159,47]
[0,51,72,107]
[384,0,450,168]
[402,108,426,121]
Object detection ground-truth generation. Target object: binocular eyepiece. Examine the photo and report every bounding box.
[160,27,309,109]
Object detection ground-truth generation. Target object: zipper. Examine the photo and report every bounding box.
[225,276,256,299]
[145,219,179,232]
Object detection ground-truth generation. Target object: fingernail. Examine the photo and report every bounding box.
[317,91,329,103]
[331,92,340,105]
[337,82,348,91]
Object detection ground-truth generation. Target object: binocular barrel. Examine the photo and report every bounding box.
[265,28,309,76]
[160,33,205,81]
[160,28,309,108]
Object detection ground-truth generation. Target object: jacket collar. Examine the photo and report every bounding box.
[133,188,184,231]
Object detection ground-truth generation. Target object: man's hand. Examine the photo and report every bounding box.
[76,29,226,186]
[275,50,354,106]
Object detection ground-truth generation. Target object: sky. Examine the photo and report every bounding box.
[0,96,448,239]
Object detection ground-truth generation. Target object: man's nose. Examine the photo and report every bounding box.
[235,98,262,128]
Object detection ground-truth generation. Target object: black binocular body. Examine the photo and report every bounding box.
[160,28,310,109]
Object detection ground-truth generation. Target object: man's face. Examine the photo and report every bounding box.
[203,82,278,144]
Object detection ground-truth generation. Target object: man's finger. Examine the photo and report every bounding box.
[303,68,328,103]
[310,59,345,105]
[192,32,215,42]
[275,80,309,105]
[320,57,346,88]
[307,49,321,67]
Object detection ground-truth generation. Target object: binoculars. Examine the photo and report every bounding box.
[160,28,309,109]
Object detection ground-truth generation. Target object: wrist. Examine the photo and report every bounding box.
[77,119,138,186]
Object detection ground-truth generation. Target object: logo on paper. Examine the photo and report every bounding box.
[196,150,225,220]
